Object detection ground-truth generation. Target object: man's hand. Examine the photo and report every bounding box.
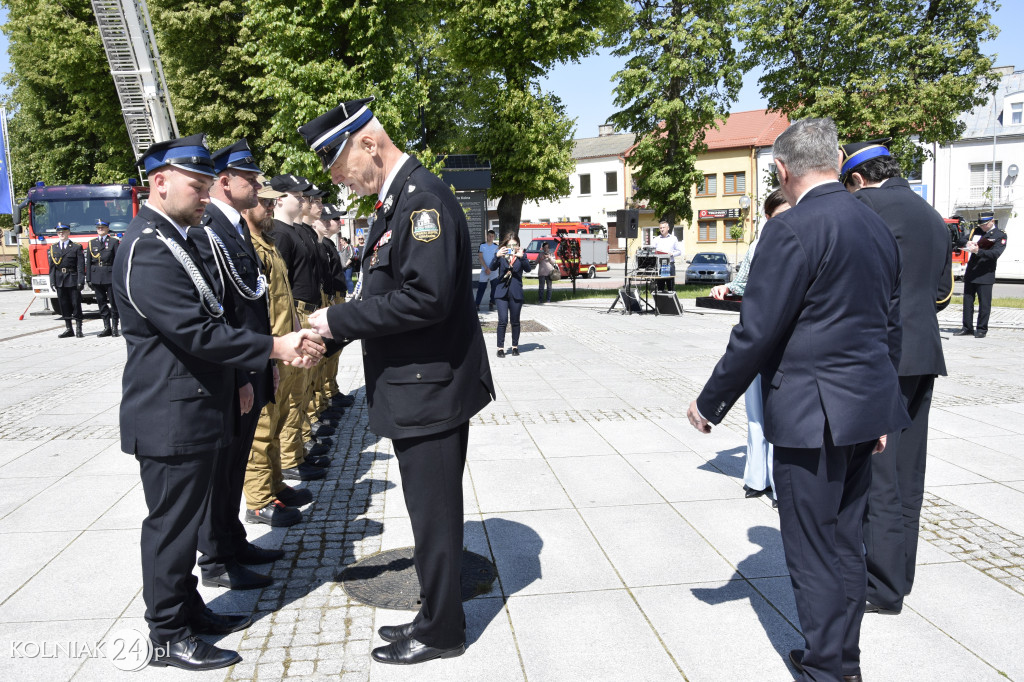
[687,400,712,434]
[239,382,254,415]
[484,267,491,275]
[873,434,887,454]
[271,329,325,366]
[710,285,729,300]
[965,241,979,254]
[272,364,280,394]
[308,308,333,339]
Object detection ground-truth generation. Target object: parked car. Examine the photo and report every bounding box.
[684,252,731,285]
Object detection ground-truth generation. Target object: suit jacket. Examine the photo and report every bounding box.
[325,155,495,439]
[490,251,534,302]
[191,203,274,409]
[696,182,911,449]
[854,178,950,377]
[112,205,273,458]
[48,240,85,289]
[961,225,1007,284]
[86,236,119,285]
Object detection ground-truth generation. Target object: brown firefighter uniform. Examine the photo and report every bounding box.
[244,229,301,509]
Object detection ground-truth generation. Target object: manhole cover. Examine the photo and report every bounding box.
[337,547,497,610]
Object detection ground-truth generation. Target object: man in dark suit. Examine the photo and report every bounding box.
[48,222,85,338]
[191,139,282,591]
[687,118,910,682]
[841,140,953,616]
[303,98,495,666]
[86,219,120,337]
[112,134,323,671]
[956,210,1007,338]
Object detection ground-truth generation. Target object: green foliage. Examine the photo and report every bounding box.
[1,0,136,193]
[610,0,743,226]
[736,0,1000,157]
[18,243,30,282]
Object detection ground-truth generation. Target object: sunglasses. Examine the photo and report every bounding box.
[258,198,276,208]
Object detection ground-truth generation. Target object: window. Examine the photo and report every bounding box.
[723,219,743,242]
[4,230,17,247]
[579,216,591,223]
[1012,102,1023,125]
[969,162,1002,202]
[697,174,717,197]
[698,220,717,242]
[724,172,746,195]
[579,174,591,195]
[605,172,617,193]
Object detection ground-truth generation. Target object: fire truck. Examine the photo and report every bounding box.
[14,182,148,312]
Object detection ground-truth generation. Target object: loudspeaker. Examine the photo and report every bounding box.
[617,287,642,313]
[616,209,639,239]
[653,291,682,315]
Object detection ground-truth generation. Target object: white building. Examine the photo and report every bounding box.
[921,65,1024,279]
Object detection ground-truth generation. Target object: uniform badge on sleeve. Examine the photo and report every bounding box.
[410,209,441,243]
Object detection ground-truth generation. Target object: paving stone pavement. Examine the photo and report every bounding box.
[1,287,1023,681]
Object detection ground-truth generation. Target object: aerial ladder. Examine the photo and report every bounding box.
[91,0,179,163]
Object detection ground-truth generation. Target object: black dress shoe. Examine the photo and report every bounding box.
[276,485,313,507]
[305,454,332,468]
[319,408,343,419]
[58,327,75,338]
[954,328,974,336]
[202,564,273,590]
[304,441,329,457]
[743,485,767,498]
[236,542,285,565]
[282,463,327,481]
[312,422,335,437]
[975,330,987,338]
[511,347,520,356]
[371,637,465,665]
[150,635,240,671]
[333,394,355,407]
[497,349,505,358]
[864,600,901,615]
[97,327,113,337]
[245,500,302,527]
[190,607,253,635]
[790,649,861,681]
[378,621,417,643]
[311,435,334,447]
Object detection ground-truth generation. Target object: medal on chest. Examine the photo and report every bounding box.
[370,230,392,267]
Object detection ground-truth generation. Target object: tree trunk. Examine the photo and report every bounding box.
[496,193,526,242]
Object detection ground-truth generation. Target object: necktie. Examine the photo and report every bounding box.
[236,222,244,237]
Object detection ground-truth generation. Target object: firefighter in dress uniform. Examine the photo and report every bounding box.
[956,210,1007,338]
[303,98,494,666]
[49,222,85,338]
[87,218,120,337]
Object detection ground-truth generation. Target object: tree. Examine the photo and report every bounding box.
[445,0,628,239]
[609,0,742,227]
[736,0,1000,161]
[2,0,135,193]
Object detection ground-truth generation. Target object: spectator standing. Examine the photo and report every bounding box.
[475,229,499,311]
[490,234,534,357]
[535,242,556,304]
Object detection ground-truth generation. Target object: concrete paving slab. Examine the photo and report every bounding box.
[548,455,662,507]
[906,562,1024,680]
[0,618,118,682]
[0,474,138,533]
[623,450,745,502]
[483,510,619,597]
[86,483,143,531]
[70,445,139,477]
[0,476,60,519]
[933,446,1024,482]
[635,581,803,681]
[673,499,789,580]
[467,424,542,461]
[589,419,685,454]
[524,421,616,458]
[925,453,993,486]
[469,459,571,514]
[0,439,113,478]
[0,530,79,603]
[508,590,681,682]
[973,434,1024,457]
[0,439,47,468]
[936,482,1024,536]
[929,407,1015,438]
[580,503,736,586]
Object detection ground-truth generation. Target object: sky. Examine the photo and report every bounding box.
[0,3,1022,138]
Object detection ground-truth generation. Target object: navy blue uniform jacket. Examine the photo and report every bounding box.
[696,182,911,449]
[48,240,85,288]
[854,178,951,377]
[113,205,273,458]
[190,204,274,410]
[960,225,1007,284]
[325,156,494,440]
[490,252,534,302]
[86,236,119,285]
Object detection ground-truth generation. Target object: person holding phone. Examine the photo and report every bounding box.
[490,234,534,357]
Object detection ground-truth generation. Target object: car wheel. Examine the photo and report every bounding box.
[587,266,596,279]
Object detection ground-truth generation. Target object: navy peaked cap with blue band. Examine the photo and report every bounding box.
[212,138,262,174]
[139,133,217,178]
[840,138,892,181]
[297,97,376,172]
[95,219,109,227]
[978,210,995,223]
[56,222,71,231]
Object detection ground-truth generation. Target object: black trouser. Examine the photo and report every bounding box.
[137,453,212,645]
[962,280,992,332]
[774,430,873,682]
[864,374,934,611]
[198,406,262,577]
[93,282,118,325]
[393,422,469,649]
[495,298,522,347]
[56,285,82,321]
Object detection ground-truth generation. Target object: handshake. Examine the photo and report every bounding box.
[270,328,326,369]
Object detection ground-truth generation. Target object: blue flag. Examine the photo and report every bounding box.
[0,110,12,215]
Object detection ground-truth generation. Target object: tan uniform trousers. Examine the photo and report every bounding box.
[293,306,319,445]
[243,363,304,509]
[323,293,345,400]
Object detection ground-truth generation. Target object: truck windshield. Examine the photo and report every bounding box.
[526,239,555,252]
[31,198,134,236]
